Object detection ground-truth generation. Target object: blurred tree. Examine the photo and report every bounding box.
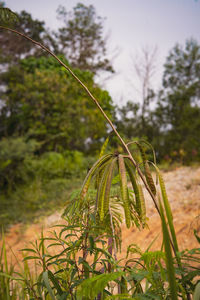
[116,40,200,163]
[156,39,200,162]
[0,56,114,153]
[133,46,157,135]
[56,2,114,74]
[115,46,158,144]
[0,137,38,189]
[115,101,140,141]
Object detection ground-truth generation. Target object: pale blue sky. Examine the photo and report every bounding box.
[5,0,200,105]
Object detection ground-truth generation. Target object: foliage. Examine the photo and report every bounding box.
[1,130,199,298]
[0,9,52,63]
[1,201,200,299]
[0,136,93,228]
[0,55,114,154]
[0,176,82,228]
[155,38,200,163]
[0,137,39,189]
[1,4,200,164]
[0,2,114,74]
[0,5,18,25]
[116,39,200,164]
[56,2,113,74]
[0,6,200,300]
[25,150,90,180]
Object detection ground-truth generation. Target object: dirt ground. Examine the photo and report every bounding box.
[3,165,200,268]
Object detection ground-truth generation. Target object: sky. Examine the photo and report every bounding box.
[4,0,200,106]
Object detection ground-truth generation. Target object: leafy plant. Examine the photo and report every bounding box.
[0,9,200,300]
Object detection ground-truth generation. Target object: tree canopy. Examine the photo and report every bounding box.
[0,55,114,153]
[0,4,200,165]
[156,39,200,162]
[56,3,114,74]
[116,39,200,163]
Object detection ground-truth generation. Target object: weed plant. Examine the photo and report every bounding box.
[0,8,200,299]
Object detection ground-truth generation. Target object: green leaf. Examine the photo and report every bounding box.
[23,256,40,261]
[0,272,24,281]
[138,183,146,228]
[80,154,113,201]
[99,136,109,158]
[193,282,200,300]
[42,271,57,300]
[118,155,131,228]
[20,248,37,254]
[98,157,117,221]
[151,163,180,260]
[76,271,124,299]
[48,270,63,296]
[98,162,111,221]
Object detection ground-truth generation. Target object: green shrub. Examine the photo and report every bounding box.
[0,141,94,227]
[0,137,39,188]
